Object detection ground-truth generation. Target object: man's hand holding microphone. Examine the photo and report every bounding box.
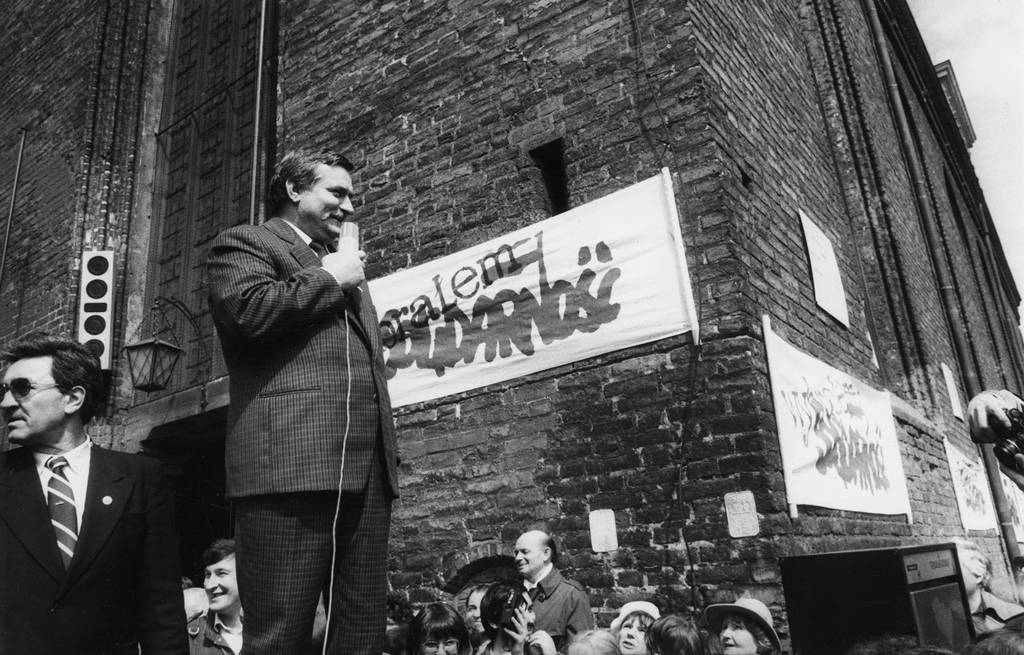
[322,222,365,291]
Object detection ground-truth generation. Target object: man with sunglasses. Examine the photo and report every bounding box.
[0,332,188,655]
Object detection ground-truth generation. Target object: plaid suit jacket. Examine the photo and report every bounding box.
[207,218,400,500]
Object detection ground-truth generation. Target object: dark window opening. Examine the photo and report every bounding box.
[142,406,231,584]
[529,139,569,215]
[740,166,753,189]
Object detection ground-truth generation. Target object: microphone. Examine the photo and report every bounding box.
[338,221,359,256]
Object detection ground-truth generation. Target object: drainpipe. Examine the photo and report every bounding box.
[0,129,27,296]
[248,0,270,225]
[864,0,1021,569]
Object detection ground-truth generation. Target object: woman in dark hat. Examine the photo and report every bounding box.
[703,598,780,655]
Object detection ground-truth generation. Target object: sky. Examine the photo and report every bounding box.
[905,0,1024,307]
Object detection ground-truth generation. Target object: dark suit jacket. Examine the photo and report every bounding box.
[0,445,188,655]
[207,218,399,499]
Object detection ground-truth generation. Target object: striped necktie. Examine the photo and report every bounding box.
[46,456,78,570]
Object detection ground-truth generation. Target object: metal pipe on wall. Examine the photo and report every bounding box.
[864,0,1022,569]
[0,129,27,297]
[248,0,270,225]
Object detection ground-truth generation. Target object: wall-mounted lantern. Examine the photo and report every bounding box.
[124,297,210,404]
[124,337,183,392]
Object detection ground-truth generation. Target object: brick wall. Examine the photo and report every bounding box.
[272,0,1024,638]
[2,0,1023,648]
[0,0,160,449]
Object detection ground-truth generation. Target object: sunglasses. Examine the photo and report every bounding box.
[0,378,63,402]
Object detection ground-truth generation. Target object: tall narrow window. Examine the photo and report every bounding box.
[529,139,569,215]
[148,0,278,392]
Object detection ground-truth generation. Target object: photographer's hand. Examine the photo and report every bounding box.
[1002,460,1024,493]
[968,389,1024,443]
[528,631,556,655]
[505,606,532,655]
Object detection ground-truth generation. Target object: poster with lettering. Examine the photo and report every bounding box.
[369,169,698,407]
[763,316,912,520]
[944,438,997,531]
[1015,480,1024,543]
[1000,472,1024,542]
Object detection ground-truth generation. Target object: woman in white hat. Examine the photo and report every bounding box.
[609,602,660,655]
[703,597,780,655]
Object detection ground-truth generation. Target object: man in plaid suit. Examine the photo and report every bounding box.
[208,149,400,655]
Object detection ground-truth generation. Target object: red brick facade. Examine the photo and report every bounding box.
[1,0,1021,645]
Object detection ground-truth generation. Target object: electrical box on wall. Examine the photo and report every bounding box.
[77,251,114,370]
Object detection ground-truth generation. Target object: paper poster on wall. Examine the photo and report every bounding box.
[370,169,698,407]
[763,315,912,520]
[944,438,997,531]
[725,491,759,538]
[867,329,879,369]
[1015,481,1024,543]
[941,362,965,420]
[1000,473,1024,542]
[799,210,849,327]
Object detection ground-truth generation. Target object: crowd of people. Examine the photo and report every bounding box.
[393,588,1024,655]
[170,535,1024,655]
[407,593,1024,655]
[393,591,774,655]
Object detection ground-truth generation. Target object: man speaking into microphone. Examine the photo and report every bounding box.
[208,149,399,655]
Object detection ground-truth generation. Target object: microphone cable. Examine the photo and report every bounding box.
[322,304,354,655]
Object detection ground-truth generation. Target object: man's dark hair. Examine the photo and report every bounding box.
[480,580,522,641]
[388,590,416,625]
[962,627,1024,655]
[267,149,355,214]
[543,532,559,564]
[202,538,236,567]
[385,625,409,655]
[843,635,922,655]
[645,614,706,655]
[1,332,106,423]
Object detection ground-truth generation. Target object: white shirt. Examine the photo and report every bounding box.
[283,219,313,246]
[284,220,349,287]
[34,439,92,529]
[212,613,243,655]
[523,563,554,589]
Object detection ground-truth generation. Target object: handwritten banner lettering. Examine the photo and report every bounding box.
[763,316,912,520]
[944,438,998,531]
[1000,473,1024,542]
[369,169,698,407]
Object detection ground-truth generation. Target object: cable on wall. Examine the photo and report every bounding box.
[625,0,705,615]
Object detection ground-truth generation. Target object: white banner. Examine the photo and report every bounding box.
[763,316,912,520]
[1000,472,1024,542]
[370,169,698,407]
[944,438,997,531]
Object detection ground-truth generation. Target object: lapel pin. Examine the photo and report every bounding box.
[102,496,113,505]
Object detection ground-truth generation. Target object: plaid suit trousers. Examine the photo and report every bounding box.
[235,447,392,655]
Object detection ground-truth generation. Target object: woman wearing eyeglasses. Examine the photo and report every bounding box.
[407,603,474,655]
